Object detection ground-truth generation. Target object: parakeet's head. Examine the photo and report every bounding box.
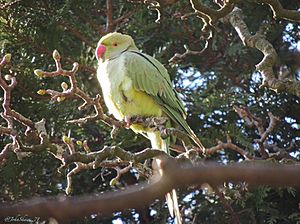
[95,32,138,62]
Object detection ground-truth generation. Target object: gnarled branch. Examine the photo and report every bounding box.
[257,0,300,22]
[228,7,300,96]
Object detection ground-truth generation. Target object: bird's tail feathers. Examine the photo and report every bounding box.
[165,190,181,224]
[148,132,182,224]
[166,192,174,217]
[189,130,205,152]
[161,105,205,152]
[179,120,205,152]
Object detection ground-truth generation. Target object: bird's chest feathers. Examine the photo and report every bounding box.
[97,56,130,119]
[98,58,128,95]
[97,55,162,122]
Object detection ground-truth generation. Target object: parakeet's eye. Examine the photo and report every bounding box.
[113,42,118,47]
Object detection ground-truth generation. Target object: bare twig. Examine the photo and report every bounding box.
[35,50,122,128]
[0,54,67,163]
[0,54,28,160]
[0,56,34,130]
[170,0,234,62]
[169,32,213,62]
[61,136,137,194]
[62,146,165,168]
[60,145,166,193]
[110,162,133,185]
[233,105,281,159]
[205,134,254,160]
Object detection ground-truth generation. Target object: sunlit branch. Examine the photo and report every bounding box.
[257,0,300,22]
[190,0,235,26]
[228,7,300,97]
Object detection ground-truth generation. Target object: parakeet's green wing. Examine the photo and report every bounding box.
[124,50,202,147]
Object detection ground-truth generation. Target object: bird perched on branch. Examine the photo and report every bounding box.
[95,32,205,223]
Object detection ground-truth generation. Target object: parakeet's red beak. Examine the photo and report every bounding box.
[95,44,106,61]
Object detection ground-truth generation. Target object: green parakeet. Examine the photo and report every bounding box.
[96,32,204,223]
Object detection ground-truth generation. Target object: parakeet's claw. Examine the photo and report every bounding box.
[124,116,132,129]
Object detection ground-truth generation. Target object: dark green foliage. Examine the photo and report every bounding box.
[0,0,299,223]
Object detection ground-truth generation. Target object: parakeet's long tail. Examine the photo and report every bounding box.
[148,132,182,224]
[160,104,205,152]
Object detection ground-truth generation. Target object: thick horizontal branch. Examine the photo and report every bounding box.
[0,160,299,221]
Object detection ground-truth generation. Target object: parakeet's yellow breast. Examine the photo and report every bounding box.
[97,53,163,131]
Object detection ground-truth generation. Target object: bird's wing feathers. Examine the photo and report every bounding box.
[124,51,197,139]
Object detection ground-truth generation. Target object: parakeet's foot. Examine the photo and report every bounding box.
[124,116,132,129]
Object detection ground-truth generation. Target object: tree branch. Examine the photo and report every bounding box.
[233,105,280,159]
[113,10,136,26]
[0,54,25,160]
[106,0,114,32]
[257,0,300,22]
[255,112,280,144]
[170,0,233,62]
[34,50,121,128]
[0,160,299,221]
[190,0,235,26]
[169,35,212,62]
[0,54,65,163]
[205,134,254,160]
[0,55,34,130]
[228,7,300,96]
